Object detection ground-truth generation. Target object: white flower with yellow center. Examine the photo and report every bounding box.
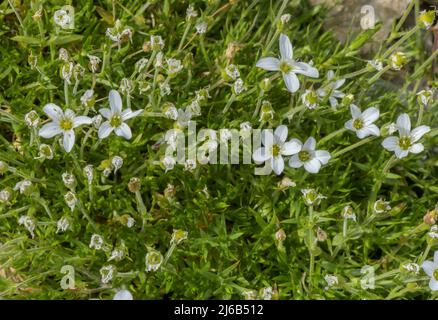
[98,90,143,140]
[288,137,331,173]
[39,104,92,153]
[344,104,380,139]
[317,70,345,107]
[422,251,438,291]
[256,34,319,93]
[252,125,301,175]
[382,113,430,159]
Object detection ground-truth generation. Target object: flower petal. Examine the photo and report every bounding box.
[333,78,345,89]
[303,137,316,151]
[274,125,288,143]
[409,143,424,154]
[262,129,274,147]
[283,72,299,93]
[304,158,321,174]
[256,57,280,71]
[98,121,114,139]
[344,119,354,131]
[121,108,143,121]
[288,154,303,168]
[73,116,92,128]
[422,261,435,277]
[362,107,379,124]
[350,104,362,119]
[434,251,438,264]
[396,113,411,135]
[282,140,301,156]
[382,136,398,151]
[63,130,75,153]
[279,34,293,60]
[329,97,338,108]
[292,62,319,78]
[357,124,380,139]
[410,125,430,143]
[429,278,438,291]
[115,123,132,139]
[272,156,284,175]
[109,89,122,113]
[253,147,271,163]
[99,108,112,119]
[113,290,133,300]
[39,122,62,138]
[43,103,63,121]
[315,150,331,165]
[394,147,409,159]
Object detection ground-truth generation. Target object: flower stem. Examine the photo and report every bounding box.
[223,94,236,114]
[319,128,347,146]
[331,136,376,159]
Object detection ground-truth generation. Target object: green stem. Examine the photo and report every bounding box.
[331,136,376,159]
[319,128,347,146]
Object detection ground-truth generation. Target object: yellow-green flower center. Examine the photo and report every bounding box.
[110,114,122,127]
[59,118,73,130]
[434,269,438,281]
[279,60,293,73]
[298,150,310,162]
[271,144,281,157]
[305,91,318,105]
[398,136,411,150]
[353,118,364,130]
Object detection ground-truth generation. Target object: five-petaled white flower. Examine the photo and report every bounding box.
[382,113,430,159]
[256,34,319,93]
[421,251,438,291]
[317,70,345,107]
[39,104,92,153]
[252,125,301,175]
[98,90,143,140]
[344,104,380,139]
[288,137,331,173]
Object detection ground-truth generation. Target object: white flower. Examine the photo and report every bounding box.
[261,287,273,300]
[56,217,70,233]
[106,20,132,46]
[225,64,240,80]
[87,54,101,73]
[368,59,383,71]
[62,172,76,189]
[14,180,32,194]
[126,217,135,228]
[417,89,434,107]
[162,156,176,172]
[166,58,183,75]
[98,90,142,140]
[24,110,39,127]
[0,189,11,203]
[233,78,246,95]
[302,89,319,109]
[64,191,77,211]
[252,125,301,175]
[160,82,171,96]
[90,234,104,250]
[317,70,345,107]
[163,103,178,120]
[428,225,438,239]
[113,289,133,300]
[288,137,331,173]
[100,265,115,284]
[145,251,163,272]
[150,35,165,51]
[195,21,208,35]
[342,206,356,221]
[108,248,124,262]
[39,104,92,153]
[83,165,94,184]
[382,113,430,159]
[373,199,391,213]
[170,229,188,245]
[301,188,326,206]
[421,251,438,291]
[242,290,257,300]
[256,33,319,93]
[184,159,197,171]
[111,156,123,174]
[324,275,339,288]
[18,215,35,238]
[80,89,94,106]
[54,9,73,29]
[277,177,296,190]
[402,263,420,274]
[344,104,380,139]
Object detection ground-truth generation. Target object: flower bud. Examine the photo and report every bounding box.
[64,191,77,211]
[259,78,272,92]
[373,199,391,214]
[275,229,286,242]
[111,156,123,174]
[301,188,326,206]
[341,93,354,107]
[302,89,319,109]
[390,52,407,71]
[423,209,437,225]
[0,188,12,203]
[24,110,39,127]
[170,229,188,245]
[417,89,433,107]
[145,250,163,272]
[418,10,436,30]
[62,172,76,190]
[150,35,164,51]
[0,161,8,175]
